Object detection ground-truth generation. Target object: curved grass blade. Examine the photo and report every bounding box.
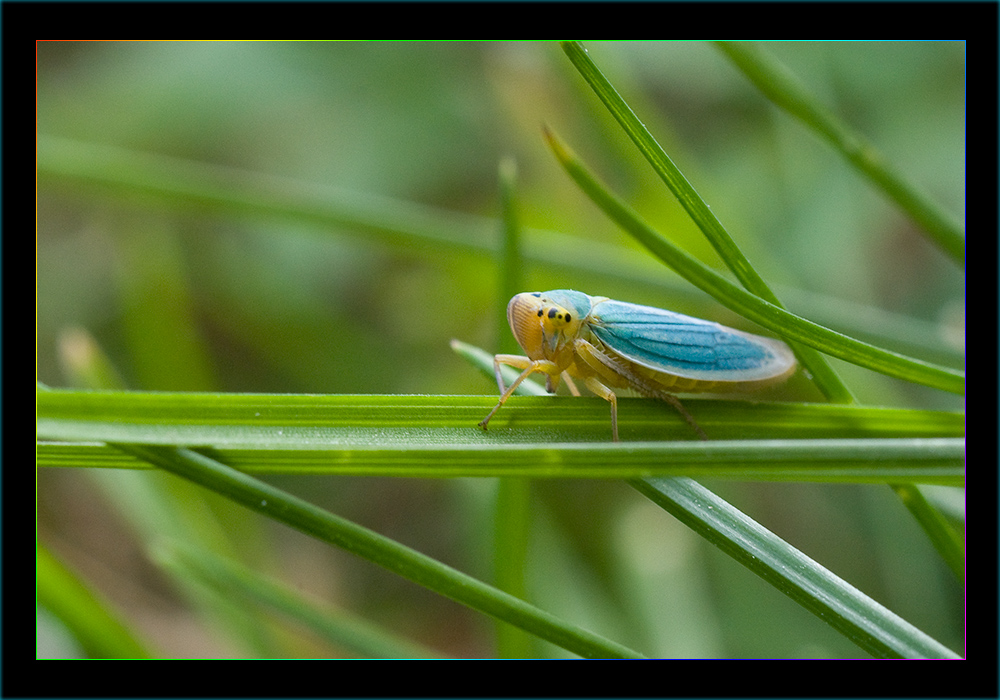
[544,127,964,396]
[545,47,966,598]
[712,41,965,266]
[560,40,853,404]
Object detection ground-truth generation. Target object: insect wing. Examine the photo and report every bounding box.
[589,299,794,382]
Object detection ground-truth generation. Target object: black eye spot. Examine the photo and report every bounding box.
[564,313,571,322]
[536,310,543,317]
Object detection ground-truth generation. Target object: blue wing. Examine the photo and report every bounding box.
[588,299,794,382]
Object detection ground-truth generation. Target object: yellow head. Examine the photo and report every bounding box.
[506,291,588,365]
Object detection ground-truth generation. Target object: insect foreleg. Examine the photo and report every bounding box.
[480,356,561,432]
[491,354,532,394]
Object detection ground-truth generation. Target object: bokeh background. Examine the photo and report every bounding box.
[37,41,964,658]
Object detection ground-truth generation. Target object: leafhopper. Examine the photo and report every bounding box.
[479,290,797,441]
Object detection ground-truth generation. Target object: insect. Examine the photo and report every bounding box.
[478,290,797,441]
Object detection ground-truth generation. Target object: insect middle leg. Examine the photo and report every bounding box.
[573,339,708,440]
[580,375,619,442]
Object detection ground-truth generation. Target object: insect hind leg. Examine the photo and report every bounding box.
[645,388,708,441]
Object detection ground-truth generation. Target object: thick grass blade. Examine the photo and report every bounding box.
[37,387,964,657]
[35,390,965,485]
[36,437,966,486]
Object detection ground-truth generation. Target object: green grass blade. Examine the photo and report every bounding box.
[712,41,965,266]
[36,390,965,484]
[36,544,155,659]
[36,437,967,486]
[890,484,965,584]
[559,41,755,282]
[35,135,496,260]
[559,40,854,404]
[544,127,964,396]
[492,158,537,658]
[631,477,962,659]
[497,156,525,353]
[549,45,965,619]
[113,443,644,659]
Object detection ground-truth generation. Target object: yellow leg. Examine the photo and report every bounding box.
[573,339,708,441]
[479,355,561,431]
[582,376,619,442]
[561,372,581,396]
[650,391,708,441]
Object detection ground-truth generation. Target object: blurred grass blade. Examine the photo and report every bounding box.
[890,484,965,584]
[713,41,965,266]
[631,477,962,659]
[152,539,448,659]
[497,156,525,354]
[57,327,128,391]
[36,544,155,659]
[114,443,644,659]
[36,135,962,368]
[544,127,964,396]
[492,158,537,658]
[35,135,496,260]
